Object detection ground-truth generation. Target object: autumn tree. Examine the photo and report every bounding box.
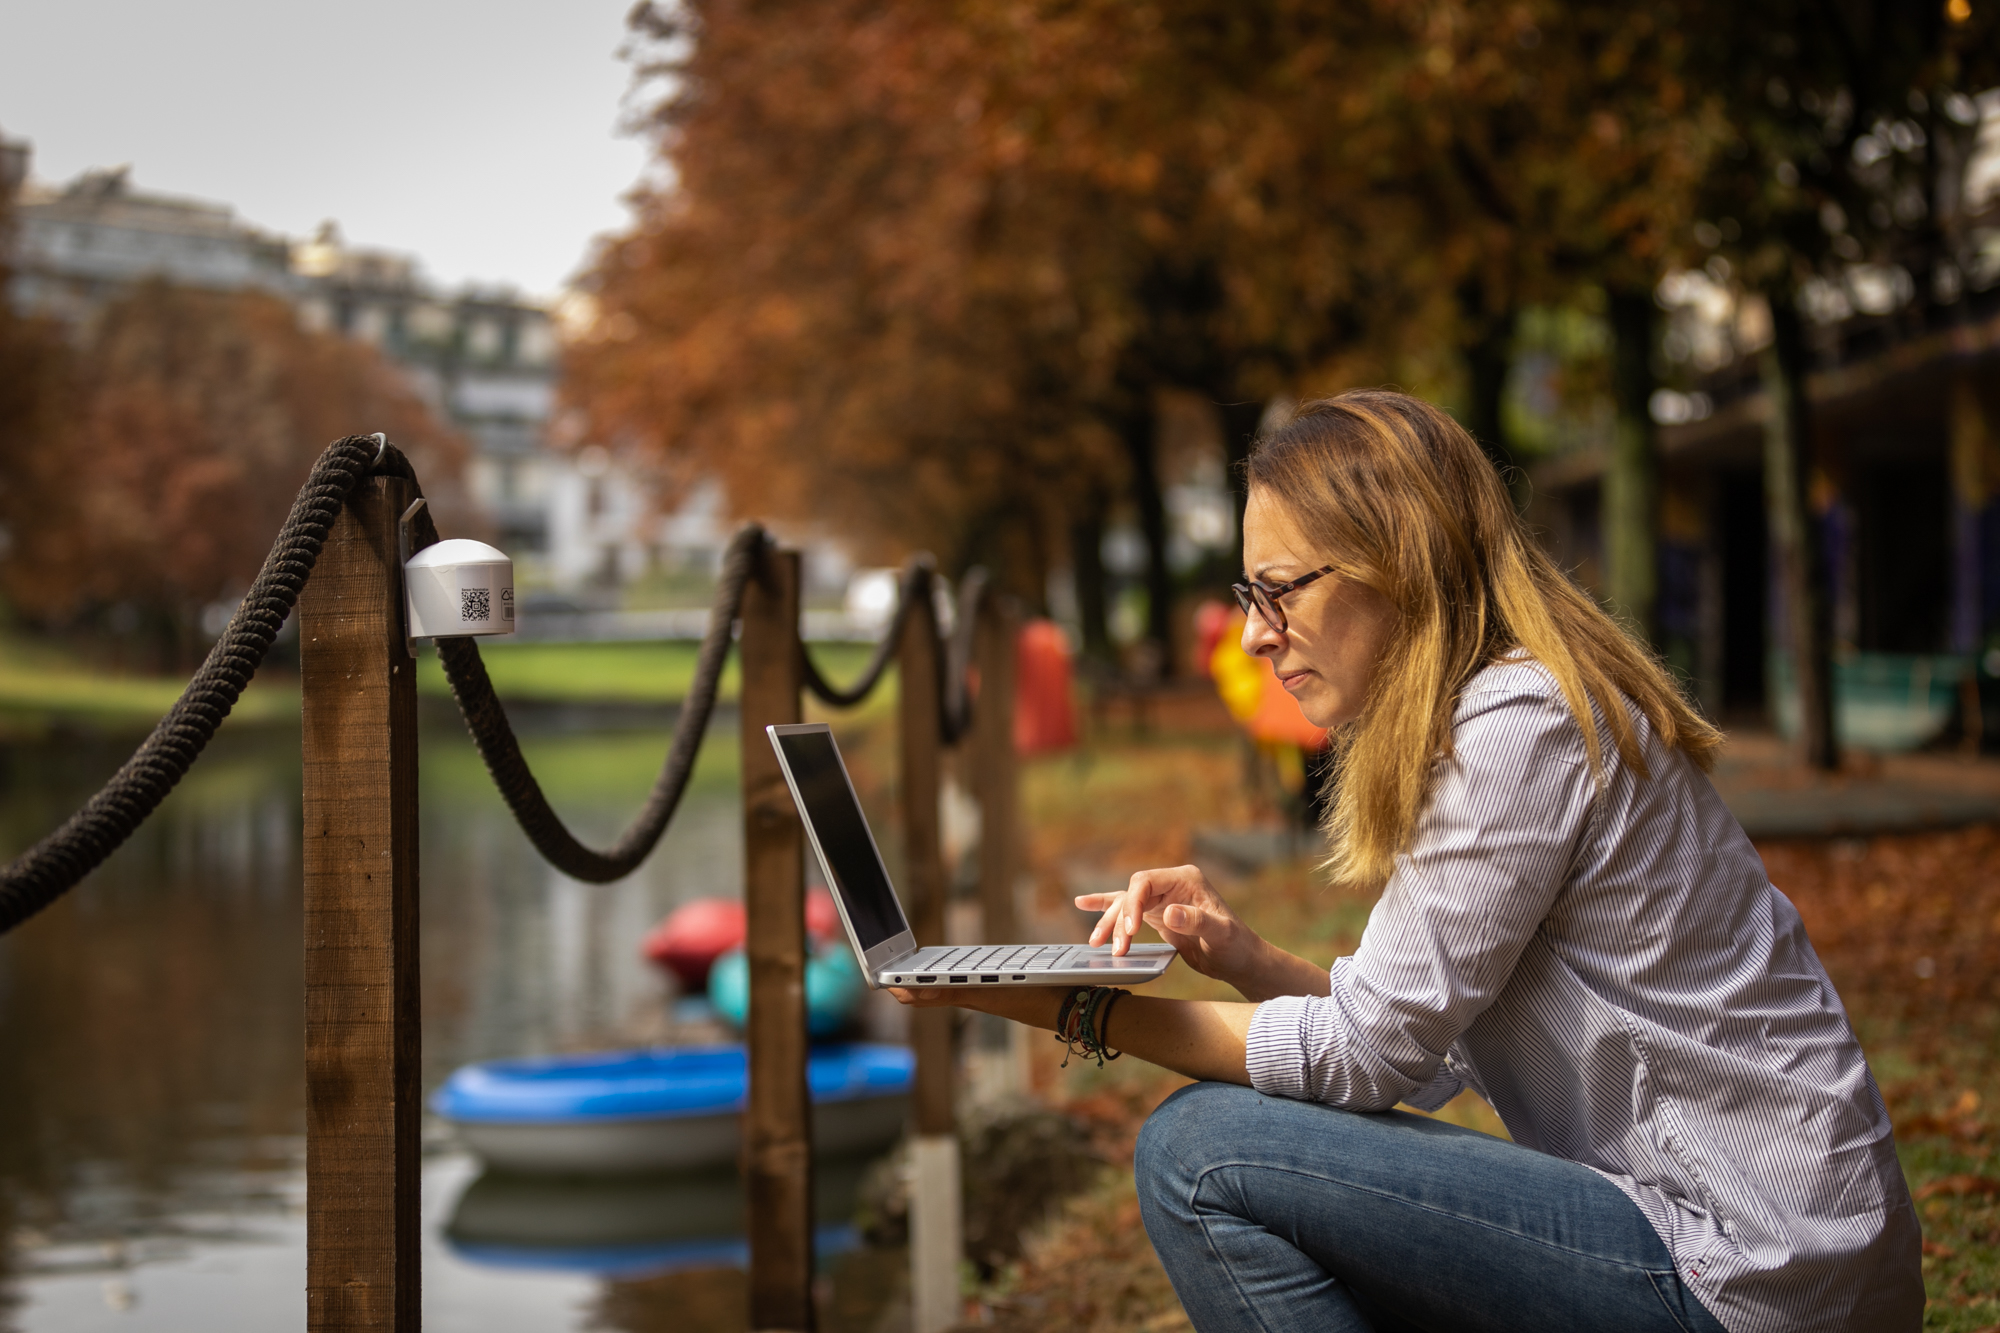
[1,281,472,667]
[0,134,75,622]
[573,1,1126,616]
[577,0,1727,678]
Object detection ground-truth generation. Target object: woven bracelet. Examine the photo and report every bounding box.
[1055,985,1131,1068]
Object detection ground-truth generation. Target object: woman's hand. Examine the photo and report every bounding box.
[1078,865,1262,989]
[1076,864,1332,1002]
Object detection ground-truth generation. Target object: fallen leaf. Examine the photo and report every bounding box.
[1923,1238,1957,1258]
[1915,1174,2000,1202]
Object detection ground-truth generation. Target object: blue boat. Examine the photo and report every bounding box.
[433,1043,914,1176]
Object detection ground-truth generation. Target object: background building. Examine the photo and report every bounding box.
[0,140,752,603]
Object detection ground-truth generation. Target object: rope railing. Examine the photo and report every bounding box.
[796,557,988,745]
[0,433,996,927]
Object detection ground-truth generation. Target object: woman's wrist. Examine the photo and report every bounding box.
[962,983,1070,1030]
[1231,937,1330,1002]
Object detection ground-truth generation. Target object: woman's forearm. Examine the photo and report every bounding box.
[1101,995,1256,1084]
[938,986,1258,1086]
[1231,938,1333,1002]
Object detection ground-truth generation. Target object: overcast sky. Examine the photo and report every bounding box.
[1,0,654,299]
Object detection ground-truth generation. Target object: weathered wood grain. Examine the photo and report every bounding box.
[300,475,421,1332]
[740,546,815,1332]
[897,577,952,1136]
[973,597,1020,947]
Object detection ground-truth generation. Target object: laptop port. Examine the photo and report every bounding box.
[915,976,936,983]
[1012,974,1027,980]
[980,975,999,983]
[949,975,967,983]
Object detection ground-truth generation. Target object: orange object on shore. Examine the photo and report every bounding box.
[1014,619,1078,756]
[1204,606,1329,752]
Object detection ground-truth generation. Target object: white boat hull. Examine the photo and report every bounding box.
[452,1092,909,1176]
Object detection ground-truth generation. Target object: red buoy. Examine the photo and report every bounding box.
[806,885,841,943]
[1014,619,1078,757]
[641,898,745,992]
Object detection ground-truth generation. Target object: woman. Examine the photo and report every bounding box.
[892,390,1920,1333]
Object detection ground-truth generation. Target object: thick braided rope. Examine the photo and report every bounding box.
[798,559,929,708]
[798,557,987,743]
[0,429,984,924]
[427,523,764,883]
[0,433,381,934]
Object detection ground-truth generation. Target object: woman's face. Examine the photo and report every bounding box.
[1239,486,1398,729]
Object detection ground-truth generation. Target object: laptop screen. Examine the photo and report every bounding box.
[773,728,910,951]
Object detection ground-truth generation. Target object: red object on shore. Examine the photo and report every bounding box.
[642,898,745,991]
[806,885,841,943]
[1192,599,1233,678]
[1014,619,1078,756]
[643,890,844,990]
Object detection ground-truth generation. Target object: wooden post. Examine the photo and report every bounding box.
[899,570,960,1333]
[300,474,421,1332]
[972,596,1029,1099]
[973,597,1020,946]
[740,545,815,1333]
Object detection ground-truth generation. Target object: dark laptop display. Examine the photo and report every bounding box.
[769,722,1173,988]
[769,727,909,951]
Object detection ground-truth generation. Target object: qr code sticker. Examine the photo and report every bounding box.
[461,587,491,622]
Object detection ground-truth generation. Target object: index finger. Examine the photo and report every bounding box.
[1106,871,1166,955]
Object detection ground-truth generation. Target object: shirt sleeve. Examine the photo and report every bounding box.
[1245,680,1598,1110]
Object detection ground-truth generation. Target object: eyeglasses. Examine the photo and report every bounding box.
[1231,566,1335,635]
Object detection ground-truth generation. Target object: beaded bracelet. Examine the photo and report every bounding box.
[1054,984,1131,1068]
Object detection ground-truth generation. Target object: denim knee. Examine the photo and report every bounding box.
[1137,1080,1263,1209]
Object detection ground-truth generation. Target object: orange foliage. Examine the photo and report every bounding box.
[1756,825,2000,1019]
[572,0,1713,585]
[0,281,472,656]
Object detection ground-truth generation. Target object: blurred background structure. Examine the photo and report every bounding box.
[4,1,2000,1330]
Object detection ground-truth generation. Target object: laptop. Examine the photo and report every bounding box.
[766,723,1176,989]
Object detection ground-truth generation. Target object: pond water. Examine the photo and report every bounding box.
[0,703,902,1331]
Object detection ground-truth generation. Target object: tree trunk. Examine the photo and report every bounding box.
[1121,403,1176,678]
[1217,397,1268,547]
[1459,286,1519,493]
[1069,494,1113,664]
[1605,289,1660,644]
[1761,295,1839,771]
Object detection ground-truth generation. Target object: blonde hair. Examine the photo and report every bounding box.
[1246,390,1722,889]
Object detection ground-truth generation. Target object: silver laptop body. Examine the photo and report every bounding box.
[766,723,1176,989]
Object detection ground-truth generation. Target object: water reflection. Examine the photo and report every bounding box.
[0,706,871,1331]
[445,1155,871,1277]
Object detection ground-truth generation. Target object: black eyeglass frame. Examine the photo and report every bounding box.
[1231,565,1336,635]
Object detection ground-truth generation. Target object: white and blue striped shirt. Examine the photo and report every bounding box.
[1245,659,1923,1333]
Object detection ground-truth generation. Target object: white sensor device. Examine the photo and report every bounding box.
[405,539,515,639]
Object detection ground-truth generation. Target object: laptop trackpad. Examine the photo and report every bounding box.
[1061,944,1175,970]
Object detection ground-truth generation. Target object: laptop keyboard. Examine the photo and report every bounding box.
[900,944,1069,971]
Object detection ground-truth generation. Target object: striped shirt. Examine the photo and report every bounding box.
[1245,659,1923,1333]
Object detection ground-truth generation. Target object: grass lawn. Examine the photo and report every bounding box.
[0,635,298,733]
[0,635,889,731]
[966,728,2000,1333]
[415,638,883,704]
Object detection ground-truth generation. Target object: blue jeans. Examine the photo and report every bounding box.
[1135,1082,1729,1333]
